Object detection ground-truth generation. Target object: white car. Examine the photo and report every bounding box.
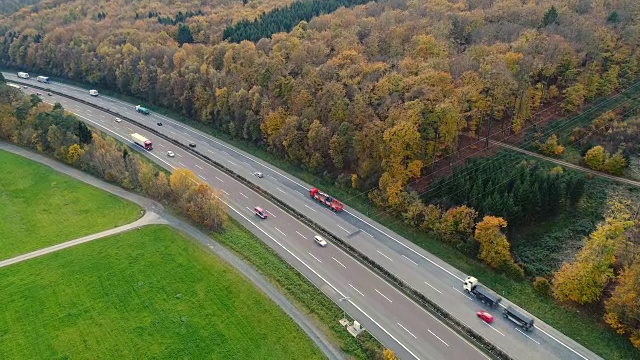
[254,172,263,178]
[115,117,122,123]
[314,235,327,247]
[167,151,175,157]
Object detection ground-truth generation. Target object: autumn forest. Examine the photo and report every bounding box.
[1,0,640,355]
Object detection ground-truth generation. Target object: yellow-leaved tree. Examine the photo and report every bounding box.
[474,216,521,277]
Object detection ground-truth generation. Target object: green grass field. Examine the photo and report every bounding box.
[0,150,141,260]
[0,225,324,359]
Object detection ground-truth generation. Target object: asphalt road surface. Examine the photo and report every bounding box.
[8,73,602,360]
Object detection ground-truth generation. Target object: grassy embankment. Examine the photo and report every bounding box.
[45,76,639,358]
[0,150,141,260]
[0,225,324,359]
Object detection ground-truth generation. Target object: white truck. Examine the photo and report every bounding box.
[131,133,153,151]
[463,276,502,308]
[36,76,49,83]
[89,89,99,96]
[17,72,29,79]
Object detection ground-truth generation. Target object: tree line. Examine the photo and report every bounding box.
[223,0,370,43]
[0,79,227,232]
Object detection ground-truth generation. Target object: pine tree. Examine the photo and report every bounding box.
[541,6,559,28]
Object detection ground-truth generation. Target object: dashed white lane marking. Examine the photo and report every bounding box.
[199,175,206,180]
[452,287,474,300]
[275,227,286,237]
[375,289,393,303]
[208,149,215,154]
[222,150,229,156]
[305,204,317,212]
[266,211,276,218]
[239,192,248,199]
[158,143,165,147]
[362,230,374,237]
[178,162,186,167]
[428,329,449,347]
[308,252,322,263]
[349,284,365,297]
[228,160,236,165]
[215,176,224,182]
[195,164,203,170]
[483,323,505,336]
[220,189,230,195]
[170,131,176,135]
[424,282,442,294]
[516,328,540,345]
[243,161,250,166]
[402,255,418,266]
[337,224,349,233]
[332,257,346,268]
[277,188,285,193]
[175,153,182,157]
[376,250,393,262]
[296,231,307,240]
[398,323,417,339]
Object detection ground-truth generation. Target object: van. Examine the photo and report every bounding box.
[36,76,49,83]
[17,72,29,79]
[89,89,99,96]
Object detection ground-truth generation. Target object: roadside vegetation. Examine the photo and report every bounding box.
[0,225,325,359]
[214,220,384,360]
[0,150,140,260]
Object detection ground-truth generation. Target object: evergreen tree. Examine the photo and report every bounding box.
[541,6,559,28]
[177,24,194,45]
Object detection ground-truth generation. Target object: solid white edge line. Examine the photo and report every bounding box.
[535,327,587,359]
[221,201,420,360]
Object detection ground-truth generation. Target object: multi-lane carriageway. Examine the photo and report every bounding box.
[10,73,601,360]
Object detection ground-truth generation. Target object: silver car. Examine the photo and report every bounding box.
[314,235,327,247]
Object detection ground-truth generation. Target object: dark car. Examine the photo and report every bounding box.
[47,92,52,96]
[188,142,196,148]
[157,122,162,126]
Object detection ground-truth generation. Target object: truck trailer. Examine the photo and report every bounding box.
[36,76,49,83]
[89,89,99,96]
[463,276,502,308]
[17,72,29,79]
[131,133,153,151]
[135,105,150,114]
[503,305,534,331]
[309,188,344,212]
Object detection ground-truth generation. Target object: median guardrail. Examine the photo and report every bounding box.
[15,79,513,360]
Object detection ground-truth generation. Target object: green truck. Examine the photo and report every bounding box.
[135,105,150,114]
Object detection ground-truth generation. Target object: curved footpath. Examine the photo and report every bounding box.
[0,141,344,360]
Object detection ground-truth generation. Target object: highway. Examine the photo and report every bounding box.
[8,73,602,360]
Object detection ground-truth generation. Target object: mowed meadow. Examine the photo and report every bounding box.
[0,225,324,359]
[0,150,141,260]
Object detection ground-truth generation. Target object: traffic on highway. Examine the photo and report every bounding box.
[7,72,600,360]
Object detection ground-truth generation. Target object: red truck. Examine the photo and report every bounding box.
[309,188,344,212]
